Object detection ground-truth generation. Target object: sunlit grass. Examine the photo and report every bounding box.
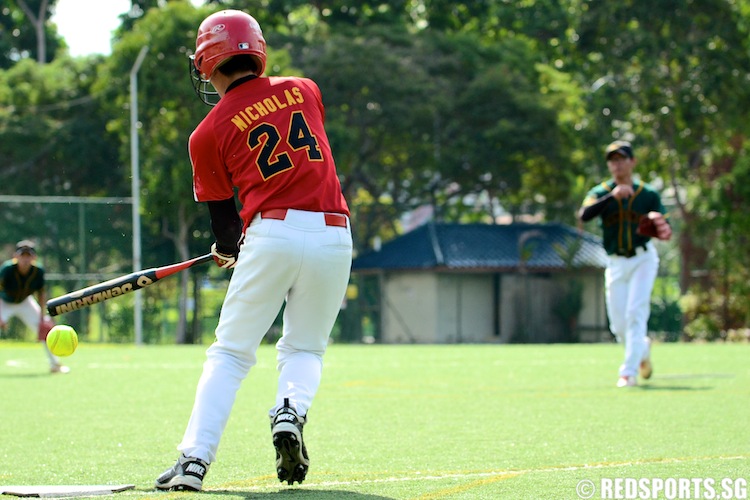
[1,341,748,499]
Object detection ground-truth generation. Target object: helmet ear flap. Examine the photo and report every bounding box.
[189,54,219,106]
[195,55,205,77]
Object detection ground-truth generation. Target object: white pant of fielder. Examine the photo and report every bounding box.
[605,242,659,378]
[0,296,60,368]
[178,209,353,463]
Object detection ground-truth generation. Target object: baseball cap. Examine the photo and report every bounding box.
[605,140,634,160]
[15,240,36,255]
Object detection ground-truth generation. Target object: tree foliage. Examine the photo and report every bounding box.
[1,0,66,66]
[562,0,750,332]
[0,55,123,196]
[2,0,750,339]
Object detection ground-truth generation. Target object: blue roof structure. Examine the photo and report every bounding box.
[353,222,607,272]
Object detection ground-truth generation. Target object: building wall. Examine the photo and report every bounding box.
[496,273,610,343]
[497,274,564,343]
[380,270,609,344]
[382,272,438,343]
[436,274,495,342]
[577,274,611,342]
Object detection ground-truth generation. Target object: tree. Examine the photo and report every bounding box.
[5,0,749,340]
[0,54,124,196]
[293,26,443,249]
[434,37,573,221]
[1,0,65,66]
[14,0,49,62]
[290,24,580,253]
[222,0,412,28]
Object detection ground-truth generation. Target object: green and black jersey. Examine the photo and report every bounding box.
[581,180,667,256]
[0,259,45,304]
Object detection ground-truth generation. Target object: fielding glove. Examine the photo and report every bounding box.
[636,212,672,241]
[38,315,55,341]
[210,242,238,269]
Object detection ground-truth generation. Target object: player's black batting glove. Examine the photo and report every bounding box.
[210,242,238,269]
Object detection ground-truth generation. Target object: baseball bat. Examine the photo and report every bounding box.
[47,254,213,316]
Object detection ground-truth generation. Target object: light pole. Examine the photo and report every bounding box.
[130,45,148,345]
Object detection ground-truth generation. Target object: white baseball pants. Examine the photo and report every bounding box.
[178,209,353,463]
[605,242,659,377]
[0,296,59,367]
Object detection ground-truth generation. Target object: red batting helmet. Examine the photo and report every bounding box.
[193,10,267,79]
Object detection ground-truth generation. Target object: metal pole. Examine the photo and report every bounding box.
[78,203,88,338]
[130,45,148,345]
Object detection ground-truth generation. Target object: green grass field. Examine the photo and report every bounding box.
[1,341,748,499]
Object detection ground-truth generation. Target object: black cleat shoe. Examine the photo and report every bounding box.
[270,398,309,485]
[154,454,209,491]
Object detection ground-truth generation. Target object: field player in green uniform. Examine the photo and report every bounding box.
[579,141,672,387]
[0,240,69,373]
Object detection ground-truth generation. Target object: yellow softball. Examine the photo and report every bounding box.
[46,325,79,357]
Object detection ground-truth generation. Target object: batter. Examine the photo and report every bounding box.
[155,10,352,491]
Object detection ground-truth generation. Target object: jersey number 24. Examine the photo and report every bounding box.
[248,110,323,180]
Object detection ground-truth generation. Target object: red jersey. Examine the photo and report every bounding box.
[189,76,349,230]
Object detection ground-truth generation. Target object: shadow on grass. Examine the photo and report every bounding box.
[637,373,735,391]
[208,491,394,498]
[654,373,735,379]
[132,487,394,500]
[134,489,394,499]
[0,372,51,378]
[638,385,713,391]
